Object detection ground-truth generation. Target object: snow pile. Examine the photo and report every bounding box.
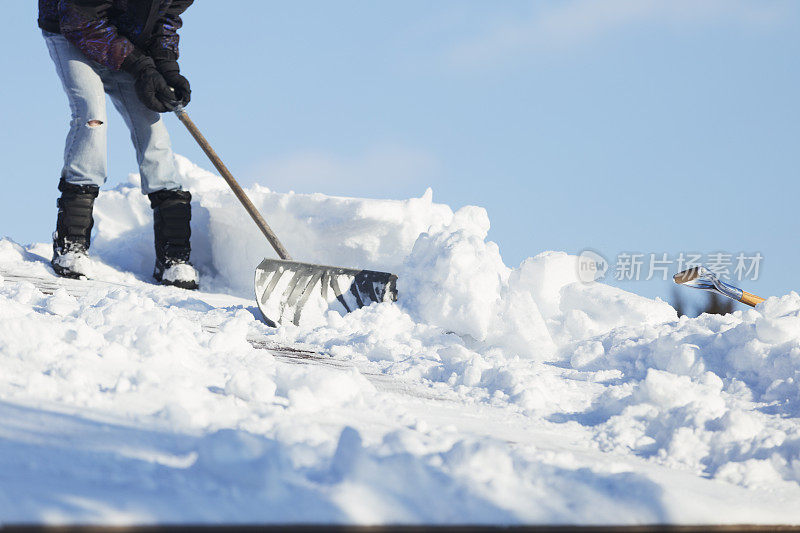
[0,155,798,524]
[92,155,676,360]
[0,253,666,522]
[92,156,453,293]
[567,296,800,490]
[85,155,679,414]
[0,278,370,432]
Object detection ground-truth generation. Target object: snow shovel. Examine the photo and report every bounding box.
[173,107,398,326]
[673,266,765,307]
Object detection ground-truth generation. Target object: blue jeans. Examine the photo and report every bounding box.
[43,30,182,194]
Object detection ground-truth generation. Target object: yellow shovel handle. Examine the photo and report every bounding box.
[740,291,765,307]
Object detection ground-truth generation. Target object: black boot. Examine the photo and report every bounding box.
[52,178,99,279]
[149,189,199,290]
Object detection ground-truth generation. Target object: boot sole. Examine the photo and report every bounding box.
[153,274,199,290]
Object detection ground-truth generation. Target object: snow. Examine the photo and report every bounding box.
[160,262,198,284]
[51,248,96,279]
[0,155,799,525]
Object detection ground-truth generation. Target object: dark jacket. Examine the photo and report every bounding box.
[38,0,193,71]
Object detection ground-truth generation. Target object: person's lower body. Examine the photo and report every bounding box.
[43,30,198,288]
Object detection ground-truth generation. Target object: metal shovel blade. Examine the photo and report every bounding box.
[673,266,743,301]
[254,259,398,326]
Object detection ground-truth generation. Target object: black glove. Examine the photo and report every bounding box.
[151,48,191,107]
[155,60,191,107]
[121,50,177,113]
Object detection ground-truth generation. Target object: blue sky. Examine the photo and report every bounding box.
[2,1,799,306]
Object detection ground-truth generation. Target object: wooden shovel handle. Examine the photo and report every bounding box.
[740,291,765,307]
[174,108,293,261]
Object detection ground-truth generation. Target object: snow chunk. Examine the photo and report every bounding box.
[161,263,198,284]
[52,250,96,279]
[45,288,79,316]
[401,206,510,343]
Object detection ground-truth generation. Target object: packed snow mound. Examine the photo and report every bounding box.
[92,154,676,360]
